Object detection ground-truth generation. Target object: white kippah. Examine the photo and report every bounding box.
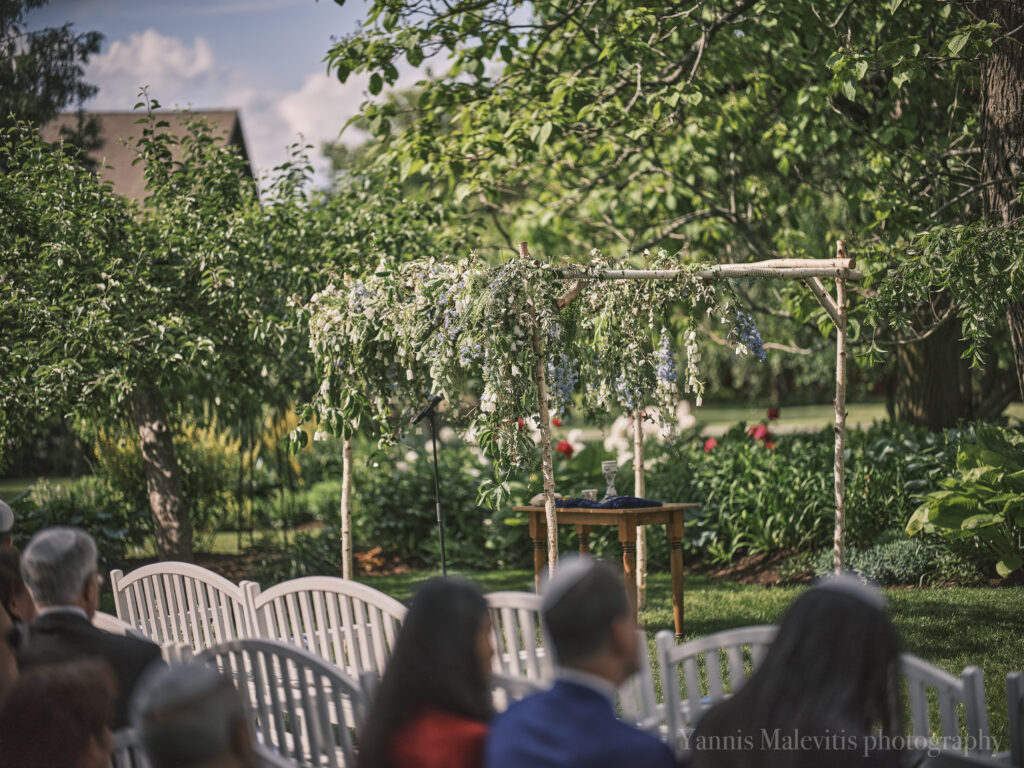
[541,554,597,613]
[813,570,885,612]
[25,527,80,564]
[0,499,13,534]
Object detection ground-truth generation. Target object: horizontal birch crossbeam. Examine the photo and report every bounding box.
[555,258,862,283]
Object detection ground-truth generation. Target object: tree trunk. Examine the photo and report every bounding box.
[978,0,1024,399]
[130,385,192,561]
[340,438,353,580]
[896,312,972,430]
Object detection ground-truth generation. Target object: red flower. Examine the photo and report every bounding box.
[764,440,777,451]
[748,424,769,441]
[555,440,574,458]
[516,418,525,431]
[551,417,563,427]
[703,438,718,452]
[767,407,780,421]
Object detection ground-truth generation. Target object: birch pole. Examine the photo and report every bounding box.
[340,437,353,579]
[521,242,560,576]
[832,241,849,573]
[633,410,647,609]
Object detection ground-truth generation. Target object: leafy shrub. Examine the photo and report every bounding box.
[811,531,983,586]
[11,477,150,572]
[645,421,961,564]
[907,424,1024,577]
[349,437,533,570]
[91,422,242,550]
[256,525,343,585]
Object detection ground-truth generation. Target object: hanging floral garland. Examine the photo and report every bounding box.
[303,249,764,498]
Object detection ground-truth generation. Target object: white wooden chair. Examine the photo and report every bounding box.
[109,727,149,768]
[618,629,663,738]
[198,638,365,768]
[1008,672,1024,768]
[93,610,136,636]
[110,563,254,650]
[485,591,553,684]
[491,670,551,712]
[243,577,405,682]
[900,654,990,756]
[656,625,778,752]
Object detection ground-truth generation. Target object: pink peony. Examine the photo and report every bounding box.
[703,438,718,453]
[748,424,769,441]
[555,440,574,458]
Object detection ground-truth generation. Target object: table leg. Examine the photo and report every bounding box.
[575,525,592,555]
[667,513,685,639]
[618,515,638,619]
[529,512,547,594]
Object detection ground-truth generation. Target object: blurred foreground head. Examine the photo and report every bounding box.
[0,659,115,768]
[541,556,639,685]
[131,662,255,768]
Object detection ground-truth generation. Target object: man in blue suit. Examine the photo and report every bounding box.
[486,556,675,768]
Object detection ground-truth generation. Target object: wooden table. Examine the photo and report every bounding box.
[512,503,696,639]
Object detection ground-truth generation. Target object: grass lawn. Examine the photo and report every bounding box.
[358,568,1023,751]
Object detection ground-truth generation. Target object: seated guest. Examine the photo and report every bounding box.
[132,662,255,768]
[0,605,18,696]
[0,546,38,629]
[17,526,163,728]
[0,498,13,547]
[485,557,675,768]
[0,658,116,768]
[689,573,904,768]
[359,578,494,768]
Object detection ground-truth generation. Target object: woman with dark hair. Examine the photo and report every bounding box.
[690,573,905,768]
[0,659,116,768]
[358,577,494,768]
[0,546,37,629]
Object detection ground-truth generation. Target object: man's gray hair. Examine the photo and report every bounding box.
[131,663,249,768]
[21,527,98,607]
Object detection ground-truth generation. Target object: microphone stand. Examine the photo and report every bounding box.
[412,395,447,577]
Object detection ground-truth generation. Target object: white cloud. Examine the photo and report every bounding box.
[87,29,220,108]
[83,29,425,187]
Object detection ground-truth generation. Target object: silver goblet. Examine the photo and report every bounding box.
[601,460,618,502]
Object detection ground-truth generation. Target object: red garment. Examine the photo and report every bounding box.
[389,708,488,768]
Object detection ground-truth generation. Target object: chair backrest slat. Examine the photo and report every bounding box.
[656,625,778,754]
[198,638,363,767]
[899,655,990,755]
[485,592,552,683]
[110,563,253,650]
[245,577,406,682]
[1007,671,1024,768]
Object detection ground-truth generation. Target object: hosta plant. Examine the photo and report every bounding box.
[907,425,1024,577]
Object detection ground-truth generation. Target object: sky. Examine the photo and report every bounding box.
[24,0,392,186]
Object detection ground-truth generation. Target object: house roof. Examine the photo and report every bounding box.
[39,110,252,201]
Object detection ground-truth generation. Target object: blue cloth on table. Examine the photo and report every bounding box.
[555,496,662,509]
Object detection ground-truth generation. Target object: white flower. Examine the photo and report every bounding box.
[439,426,456,443]
[480,387,498,413]
[406,369,415,381]
[313,430,328,442]
[404,450,419,463]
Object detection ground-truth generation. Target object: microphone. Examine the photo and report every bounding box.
[411,394,444,425]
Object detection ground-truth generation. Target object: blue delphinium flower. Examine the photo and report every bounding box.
[547,353,579,413]
[733,311,766,361]
[655,329,678,384]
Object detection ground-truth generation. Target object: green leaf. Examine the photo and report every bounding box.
[947,33,969,57]
[537,121,553,149]
[369,73,383,95]
[842,81,856,101]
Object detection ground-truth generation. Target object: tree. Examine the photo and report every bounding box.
[0,106,321,559]
[1,0,101,151]
[325,0,1020,427]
